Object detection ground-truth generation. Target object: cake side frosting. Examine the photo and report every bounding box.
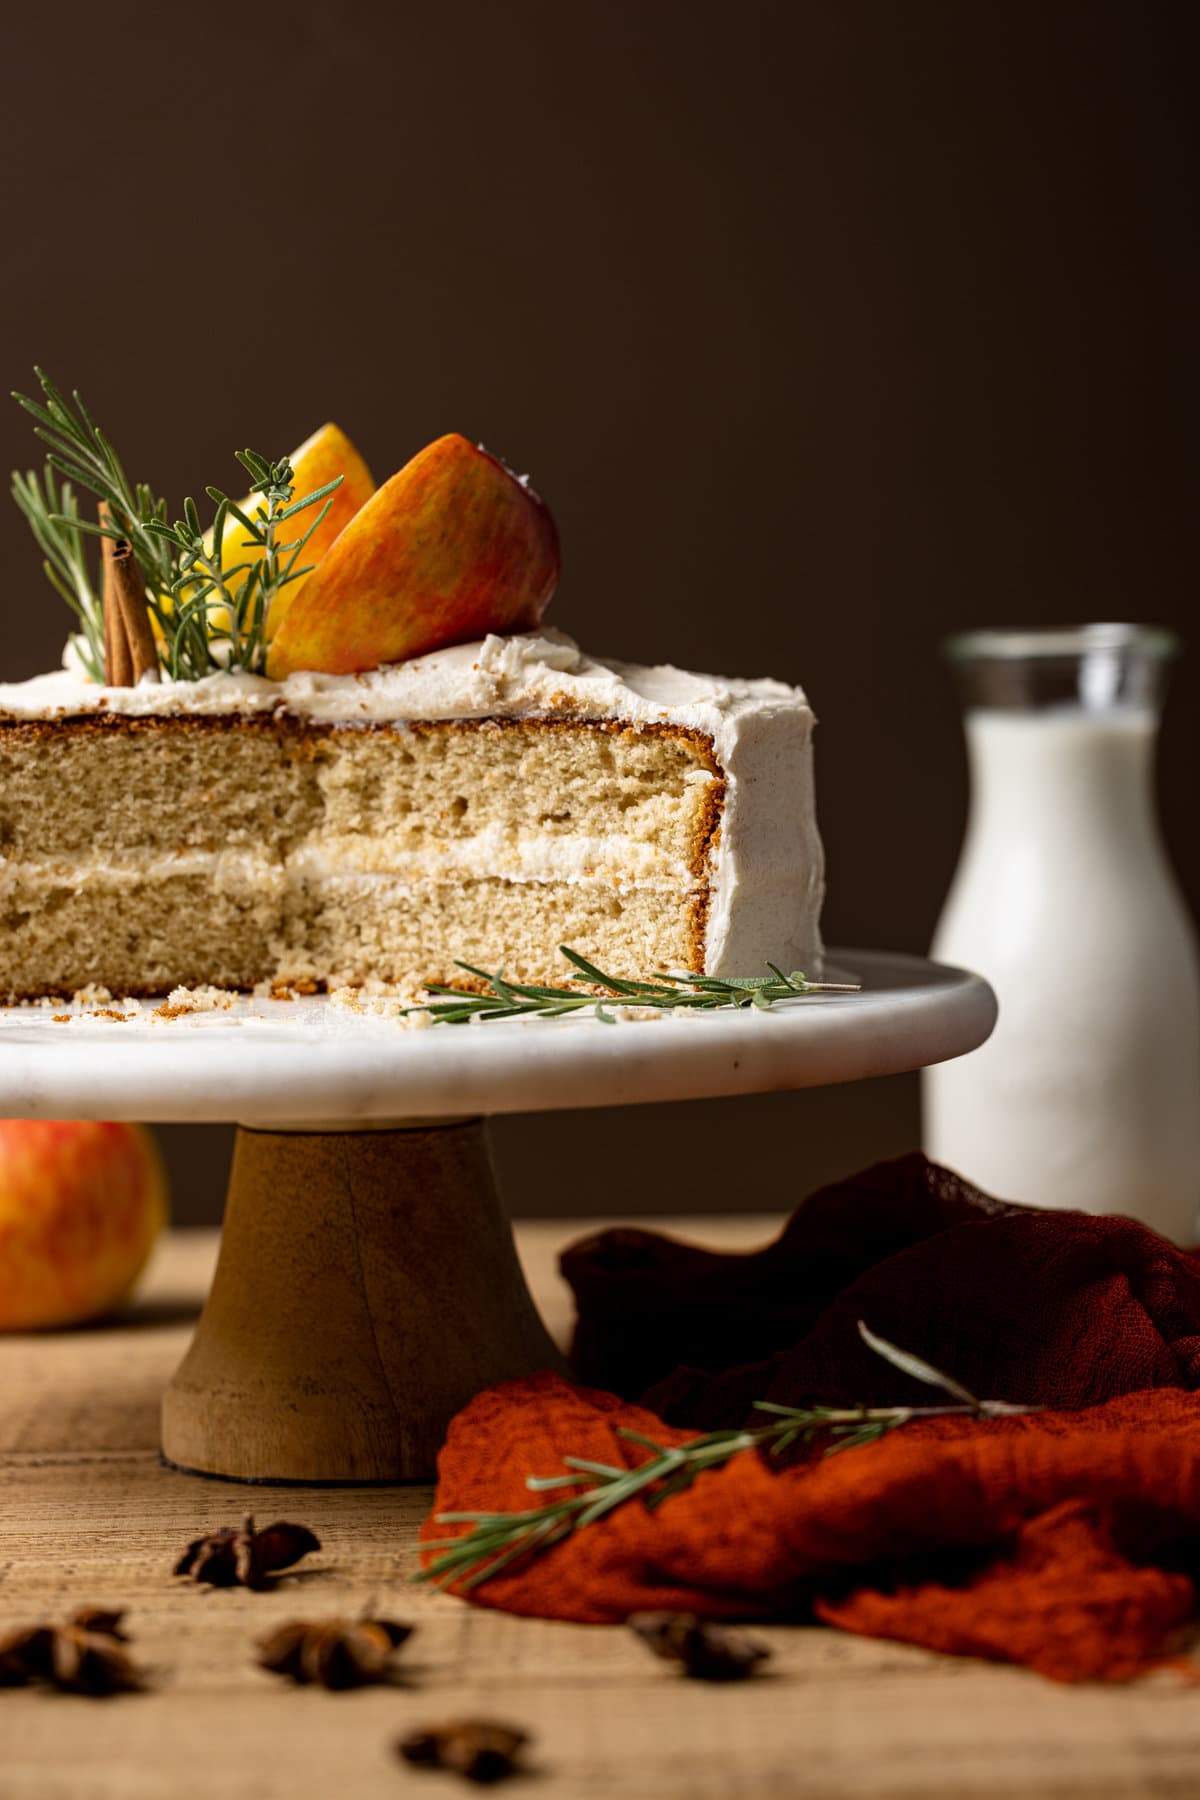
[0,630,825,978]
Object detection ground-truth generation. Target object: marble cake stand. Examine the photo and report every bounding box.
[0,949,994,1484]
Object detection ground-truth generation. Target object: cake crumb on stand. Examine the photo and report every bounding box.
[152,986,240,1022]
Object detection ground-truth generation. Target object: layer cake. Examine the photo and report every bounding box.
[0,632,823,1001]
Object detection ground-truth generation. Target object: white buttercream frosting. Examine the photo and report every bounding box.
[0,630,825,974]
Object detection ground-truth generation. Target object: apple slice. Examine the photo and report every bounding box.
[262,422,376,635]
[199,422,373,636]
[171,424,375,645]
[266,434,560,679]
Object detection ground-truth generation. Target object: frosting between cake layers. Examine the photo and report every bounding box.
[0,631,825,976]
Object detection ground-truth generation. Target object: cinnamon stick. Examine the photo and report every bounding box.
[100,503,134,687]
[99,506,158,685]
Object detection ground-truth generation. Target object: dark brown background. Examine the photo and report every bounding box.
[2,1,1196,1223]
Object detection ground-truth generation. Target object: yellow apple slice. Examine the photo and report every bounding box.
[257,423,375,637]
[178,423,375,641]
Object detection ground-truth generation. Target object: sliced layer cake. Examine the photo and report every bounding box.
[2,382,823,1001]
[0,633,823,1000]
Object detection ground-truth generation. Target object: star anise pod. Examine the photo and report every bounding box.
[173,1516,321,1589]
[256,1616,414,1689]
[628,1611,771,1681]
[0,1607,142,1696]
[397,1718,530,1785]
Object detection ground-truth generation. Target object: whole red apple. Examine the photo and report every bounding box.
[0,1121,167,1330]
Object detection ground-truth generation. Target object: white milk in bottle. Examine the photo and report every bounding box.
[923,625,1200,1243]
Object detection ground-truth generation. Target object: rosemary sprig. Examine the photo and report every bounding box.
[10,467,105,681]
[142,494,240,682]
[409,946,860,1025]
[145,451,341,677]
[13,368,175,599]
[415,1323,1036,1593]
[12,371,342,678]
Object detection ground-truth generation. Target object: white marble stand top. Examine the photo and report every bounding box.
[0,943,993,1123]
[0,949,994,1127]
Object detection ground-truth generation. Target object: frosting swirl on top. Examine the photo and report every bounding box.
[0,629,808,739]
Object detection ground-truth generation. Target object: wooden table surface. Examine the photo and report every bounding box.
[3,1222,1198,1800]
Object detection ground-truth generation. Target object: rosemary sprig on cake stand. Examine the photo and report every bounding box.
[408,946,860,1025]
[416,1323,1036,1593]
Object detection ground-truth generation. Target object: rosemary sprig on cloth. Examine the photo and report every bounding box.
[409,946,859,1024]
[416,1323,1036,1593]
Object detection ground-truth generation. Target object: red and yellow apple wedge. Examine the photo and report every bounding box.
[266,434,560,679]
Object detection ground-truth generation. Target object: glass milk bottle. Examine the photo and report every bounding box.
[923,624,1200,1243]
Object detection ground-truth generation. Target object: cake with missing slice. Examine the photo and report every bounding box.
[0,380,823,1001]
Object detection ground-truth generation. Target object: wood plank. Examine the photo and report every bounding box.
[2,1222,1199,1799]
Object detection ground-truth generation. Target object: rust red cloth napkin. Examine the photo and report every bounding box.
[423,1155,1200,1680]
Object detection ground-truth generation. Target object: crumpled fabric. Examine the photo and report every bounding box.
[422,1156,1200,1680]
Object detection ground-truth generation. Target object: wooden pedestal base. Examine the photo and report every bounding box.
[160,1121,564,1483]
